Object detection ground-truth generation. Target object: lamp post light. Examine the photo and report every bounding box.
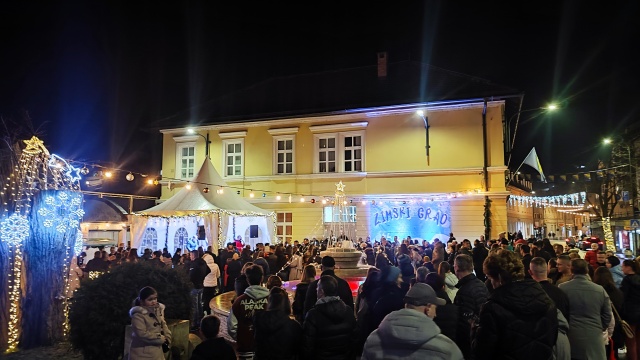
[506,103,559,166]
[187,128,211,157]
[415,109,430,165]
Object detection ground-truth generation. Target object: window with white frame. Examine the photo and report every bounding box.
[314,131,364,173]
[174,138,197,179]
[274,136,294,174]
[276,212,293,244]
[343,134,363,172]
[223,140,244,177]
[317,135,337,173]
[323,206,357,223]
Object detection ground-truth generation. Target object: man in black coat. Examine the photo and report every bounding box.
[472,240,488,281]
[303,275,356,360]
[303,256,354,320]
[520,244,533,279]
[529,256,570,321]
[454,254,488,359]
[189,250,210,330]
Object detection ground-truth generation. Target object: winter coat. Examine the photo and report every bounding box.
[227,285,270,353]
[361,308,464,360]
[190,337,236,360]
[472,279,558,360]
[189,257,209,289]
[225,259,242,291]
[292,281,310,323]
[202,253,220,288]
[621,273,640,324]
[454,273,488,358]
[234,274,249,298]
[555,310,571,360]
[266,254,278,275]
[432,289,458,343]
[254,310,302,360]
[369,283,406,330]
[303,296,356,360]
[253,257,270,279]
[539,280,571,322]
[288,254,304,281]
[584,250,598,268]
[303,269,354,319]
[558,274,612,360]
[128,303,172,360]
[610,265,624,288]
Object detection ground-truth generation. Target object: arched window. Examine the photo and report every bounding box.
[174,227,188,252]
[142,228,158,251]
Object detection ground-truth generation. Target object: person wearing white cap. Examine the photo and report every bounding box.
[361,283,464,360]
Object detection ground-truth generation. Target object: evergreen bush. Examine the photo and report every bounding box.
[68,262,191,360]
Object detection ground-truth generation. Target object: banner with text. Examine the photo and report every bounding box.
[368,201,451,241]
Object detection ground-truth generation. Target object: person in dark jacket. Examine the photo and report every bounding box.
[234,262,254,301]
[254,287,302,360]
[266,246,278,276]
[303,256,354,319]
[425,272,458,342]
[189,250,210,331]
[225,253,243,292]
[453,254,488,358]
[190,315,236,360]
[369,266,406,331]
[253,252,270,284]
[292,264,316,323]
[472,251,558,360]
[303,275,356,360]
[621,259,640,360]
[528,257,570,321]
[593,266,624,358]
[520,245,533,279]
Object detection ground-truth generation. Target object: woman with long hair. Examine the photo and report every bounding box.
[128,286,171,359]
[621,259,640,360]
[292,264,316,323]
[253,287,302,360]
[594,266,624,359]
[438,261,458,302]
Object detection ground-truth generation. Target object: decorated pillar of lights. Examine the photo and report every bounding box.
[329,181,356,247]
[603,217,615,252]
[0,136,84,352]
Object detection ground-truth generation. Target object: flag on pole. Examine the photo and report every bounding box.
[521,147,546,182]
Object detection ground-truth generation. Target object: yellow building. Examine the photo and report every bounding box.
[156,60,521,243]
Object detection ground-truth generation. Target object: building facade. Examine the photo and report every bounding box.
[158,100,511,243]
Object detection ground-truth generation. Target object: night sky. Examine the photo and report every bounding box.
[1,1,638,177]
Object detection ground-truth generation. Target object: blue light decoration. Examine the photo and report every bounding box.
[1,213,29,246]
[367,201,451,241]
[48,154,82,183]
[74,231,84,256]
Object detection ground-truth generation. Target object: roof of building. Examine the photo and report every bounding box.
[153,60,523,129]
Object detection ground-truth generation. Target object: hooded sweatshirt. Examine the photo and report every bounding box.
[227,285,270,353]
[361,308,463,360]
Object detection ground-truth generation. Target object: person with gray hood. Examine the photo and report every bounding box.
[361,283,463,360]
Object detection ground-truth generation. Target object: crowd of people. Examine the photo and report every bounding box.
[92,232,640,360]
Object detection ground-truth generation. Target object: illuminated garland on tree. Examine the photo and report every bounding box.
[0,136,84,352]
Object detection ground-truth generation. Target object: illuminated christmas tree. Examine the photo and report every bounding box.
[0,137,83,352]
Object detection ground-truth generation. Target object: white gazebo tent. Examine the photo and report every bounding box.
[131,158,275,254]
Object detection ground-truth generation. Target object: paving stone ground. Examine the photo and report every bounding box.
[3,342,83,360]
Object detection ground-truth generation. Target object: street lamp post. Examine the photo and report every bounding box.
[416,110,430,165]
[187,128,211,157]
[506,103,558,167]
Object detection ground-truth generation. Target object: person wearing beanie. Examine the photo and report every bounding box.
[303,256,354,319]
[606,256,624,288]
[368,266,406,332]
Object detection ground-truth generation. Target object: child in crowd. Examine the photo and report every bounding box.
[190,315,236,360]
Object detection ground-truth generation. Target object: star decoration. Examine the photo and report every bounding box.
[23,136,50,156]
[335,181,346,192]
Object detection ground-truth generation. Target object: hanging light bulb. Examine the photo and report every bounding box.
[147,179,154,185]
[203,187,209,193]
[80,166,90,175]
[249,192,255,198]
[361,200,366,205]
[125,173,134,181]
[276,194,281,201]
[300,197,305,202]
[322,199,327,204]
[104,171,113,178]
[185,183,192,190]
